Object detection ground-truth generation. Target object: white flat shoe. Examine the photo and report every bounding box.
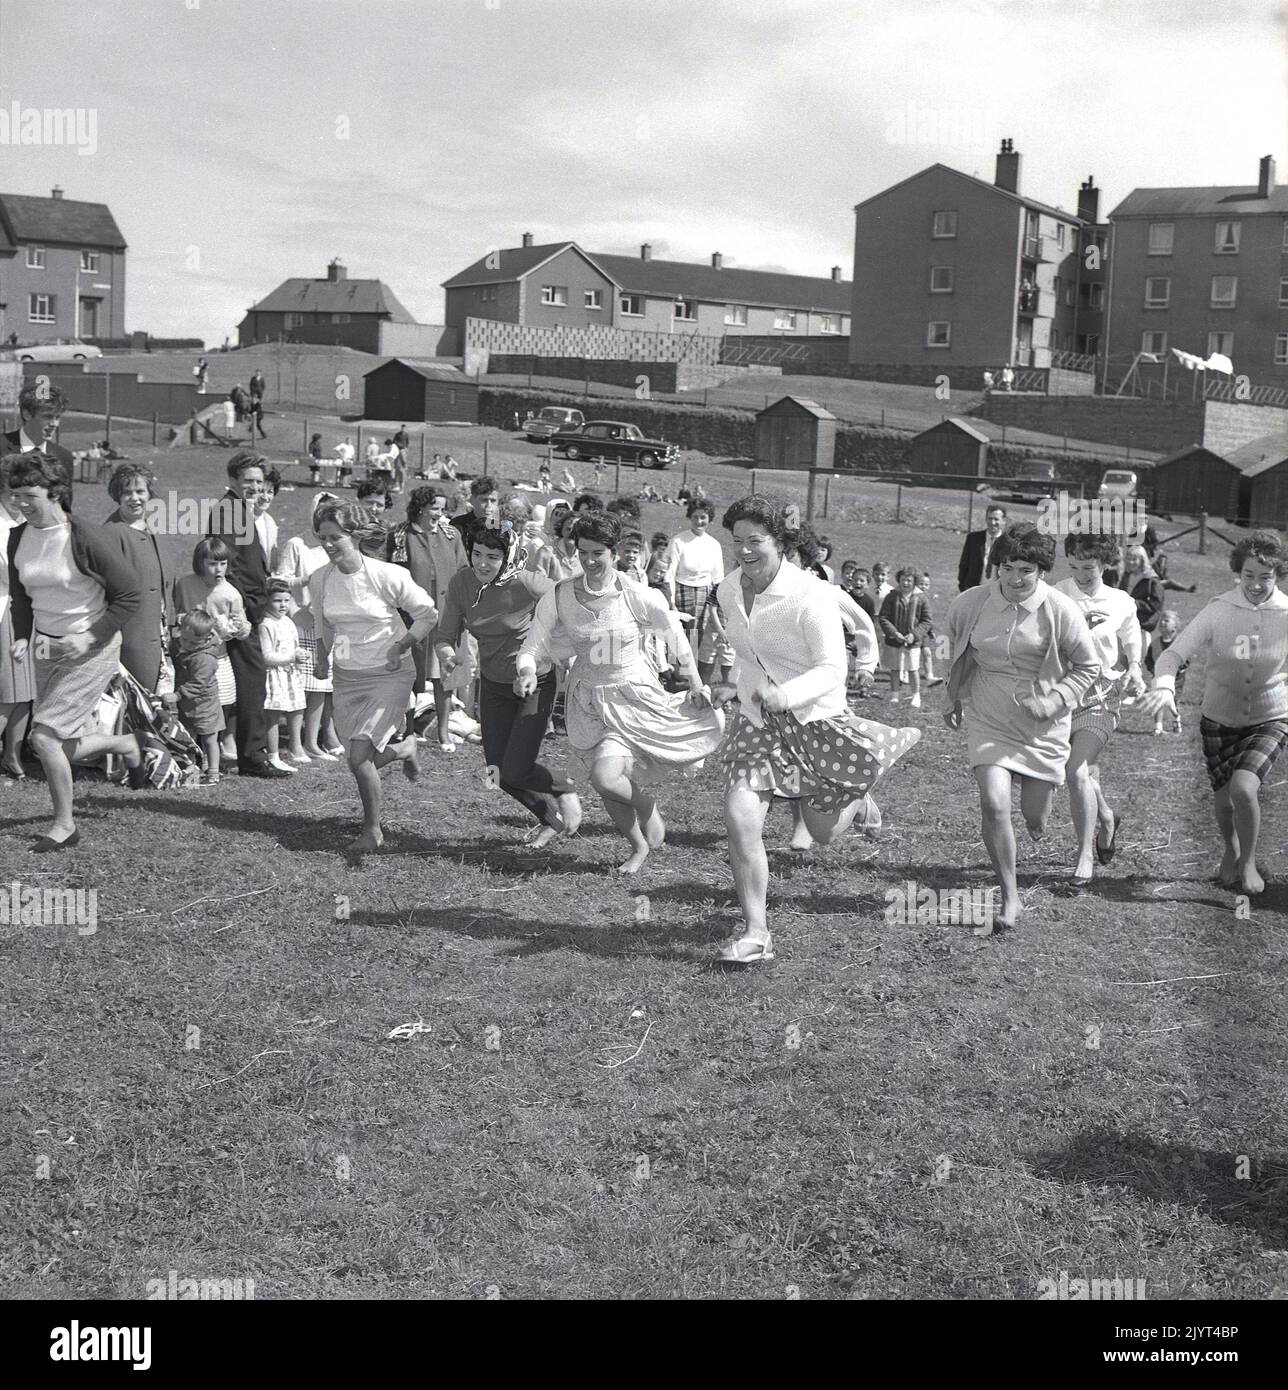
[717,932,774,964]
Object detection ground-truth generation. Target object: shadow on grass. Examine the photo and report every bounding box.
[1030,1127,1288,1242]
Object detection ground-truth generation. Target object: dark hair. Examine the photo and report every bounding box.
[840,559,858,573]
[266,577,292,597]
[469,526,511,557]
[992,522,1056,573]
[193,536,230,572]
[650,531,669,548]
[315,501,387,557]
[1063,532,1121,564]
[685,496,713,520]
[106,463,157,503]
[470,475,499,498]
[985,503,1008,519]
[817,535,832,561]
[406,485,448,523]
[573,492,604,513]
[852,567,871,583]
[894,566,919,583]
[606,496,641,522]
[356,478,391,502]
[226,449,267,482]
[4,450,72,509]
[263,464,282,496]
[180,609,217,639]
[18,382,68,417]
[571,510,622,551]
[721,494,792,548]
[557,510,579,540]
[621,530,645,546]
[785,524,824,570]
[1230,529,1288,577]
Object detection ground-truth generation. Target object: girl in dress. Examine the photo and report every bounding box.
[173,610,224,784]
[1140,531,1288,896]
[662,498,725,682]
[944,523,1100,930]
[260,578,308,771]
[879,568,932,707]
[516,511,722,874]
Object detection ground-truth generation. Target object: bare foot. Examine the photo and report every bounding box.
[1241,865,1265,895]
[1025,819,1047,843]
[528,825,559,850]
[1215,850,1239,887]
[643,809,666,850]
[789,823,814,851]
[557,792,583,835]
[617,845,650,874]
[393,737,420,781]
[349,830,384,854]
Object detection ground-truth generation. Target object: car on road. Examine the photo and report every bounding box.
[550,419,679,469]
[1,338,103,363]
[1097,469,1138,501]
[522,406,585,442]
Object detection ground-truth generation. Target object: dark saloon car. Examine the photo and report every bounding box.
[550,419,679,469]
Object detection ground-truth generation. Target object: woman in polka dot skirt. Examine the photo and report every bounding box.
[712,496,921,964]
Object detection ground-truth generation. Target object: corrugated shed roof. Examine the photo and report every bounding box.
[0,191,126,247]
[1110,186,1288,218]
[250,274,416,320]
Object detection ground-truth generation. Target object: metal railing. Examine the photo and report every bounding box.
[1049,349,1097,374]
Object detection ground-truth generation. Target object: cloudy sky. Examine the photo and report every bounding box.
[1,0,1283,344]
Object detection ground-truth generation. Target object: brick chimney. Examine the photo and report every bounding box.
[640,243,652,261]
[1259,155,1277,198]
[995,138,1021,195]
[830,266,842,282]
[326,258,347,282]
[521,231,534,248]
[1077,176,1100,225]
[50,186,64,200]
[711,252,723,269]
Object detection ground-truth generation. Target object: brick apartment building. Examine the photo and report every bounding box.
[849,141,1108,377]
[1106,156,1287,390]
[0,186,127,344]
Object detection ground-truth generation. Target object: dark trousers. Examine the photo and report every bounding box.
[479,671,573,828]
[225,629,269,769]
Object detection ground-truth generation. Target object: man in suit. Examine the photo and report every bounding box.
[207,451,289,778]
[4,382,76,467]
[957,503,1008,591]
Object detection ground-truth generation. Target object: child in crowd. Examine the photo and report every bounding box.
[915,571,942,686]
[356,478,391,516]
[617,530,649,585]
[172,537,251,762]
[173,610,225,785]
[307,433,324,485]
[1145,608,1187,734]
[537,459,552,491]
[844,565,878,620]
[606,495,642,526]
[259,578,308,770]
[878,567,933,707]
[816,537,835,584]
[871,561,893,608]
[646,532,670,591]
[334,439,355,488]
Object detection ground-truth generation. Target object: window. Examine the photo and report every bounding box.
[540,285,567,305]
[773,309,797,330]
[331,313,350,324]
[930,266,954,293]
[1280,276,1288,307]
[724,304,748,326]
[818,315,838,333]
[478,285,497,302]
[285,312,304,329]
[1053,275,1062,301]
[29,293,57,322]
[1210,276,1238,308]
[1147,223,1174,255]
[79,249,100,273]
[1207,331,1234,357]
[1144,276,1170,308]
[1141,330,1168,355]
[1088,283,1103,309]
[1065,282,1074,306]
[619,294,642,317]
[1277,333,1288,366]
[673,299,697,321]
[26,245,46,269]
[926,320,951,347]
[1214,221,1241,254]
[1055,224,1066,249]
[1283,220,1288,249]
[584,289,603,310]
[931,210,957,238]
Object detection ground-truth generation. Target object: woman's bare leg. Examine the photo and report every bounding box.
[1228,770,1264,894]
[590,755,648,872]
[975,765,1020,927]
[1213,783,1239,885]
[726,782,773,939]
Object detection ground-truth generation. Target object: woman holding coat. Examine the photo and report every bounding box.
[102,463,169,694]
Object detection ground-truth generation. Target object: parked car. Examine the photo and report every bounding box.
[1097,469,1138,501]
[551,419,679,469]
[2,338,103,363]
[989,459,1057,505]
[523,406,585,442]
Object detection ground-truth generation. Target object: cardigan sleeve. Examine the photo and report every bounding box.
[376,560,438,643]
[75,518,142,645]
[877,591,903,644]
[1049,599,1101,711]
[913,595,934,643]
[776,588,847,709]
[434,572,467,649]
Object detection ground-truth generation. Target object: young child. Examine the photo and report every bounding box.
[1145,608,1187,734]
[871,561,893,608]
[537,458,552,491]
[646,532,670,590]
[845,566,878,620]
[442,454,459,481]
[173,610,225,785]
[878,567,932,707]
[617,530,650,585]
[259,578,308,770]
[172,538,251,762]
[915,571,942,686]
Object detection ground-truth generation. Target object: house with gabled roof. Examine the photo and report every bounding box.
[0,186,127,344]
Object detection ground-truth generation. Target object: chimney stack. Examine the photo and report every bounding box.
[326,258,347,282]
[995,138,1021,195]
[711,252,723,269]
[50,186,64,200]
[641,243,652,261]
[1259,155,1277,198]
[1077,176,1100,225]
[521,231,534,248]
[830,266,842,282]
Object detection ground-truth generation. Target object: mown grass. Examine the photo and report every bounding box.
[2,433,1285,1300]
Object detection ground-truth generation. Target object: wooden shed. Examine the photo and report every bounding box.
[1147,444,1242,520]
[363,359,478,424]
[1229,432,1288,528]
[908,417,989,485]
[753,396,837,472]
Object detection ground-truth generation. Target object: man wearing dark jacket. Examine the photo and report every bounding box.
[957,503,1007,591]
[4,382,76,468]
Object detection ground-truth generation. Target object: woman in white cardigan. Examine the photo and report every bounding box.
[308,502,438,853]
[1140,530,1288,896]
[713,496,920,964]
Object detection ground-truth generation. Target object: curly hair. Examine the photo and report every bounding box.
[571,510,622,551]
[684,496,713,520]
[1063,532,1122,565]
[721,494,793,548]
[470,475,499,498]
[785,523,824,570]
[405,486,448,524]
[107,462,156,503]
[3,449,72,509]
[1230,529,1288,578]
[225,449,268,482]
[314,501,387,556]
[18,382,69,417]
[991,522,1056,573]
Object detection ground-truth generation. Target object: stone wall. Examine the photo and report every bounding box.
[1204,400,1288,456]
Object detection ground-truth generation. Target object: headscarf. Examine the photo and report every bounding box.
[468,519,529,600]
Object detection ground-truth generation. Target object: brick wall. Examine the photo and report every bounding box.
[974,395,1205,455]
[1203,400,1288,455]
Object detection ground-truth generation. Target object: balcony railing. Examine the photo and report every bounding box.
[1050,348,1097,374]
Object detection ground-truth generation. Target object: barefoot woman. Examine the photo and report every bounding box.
[309,502,436,852]
[1140,530,1288,896]
[516,510,722,874]
[715,496,920,963]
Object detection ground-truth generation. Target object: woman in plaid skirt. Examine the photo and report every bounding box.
[662,498,725,682]
[1141,531,1288,897]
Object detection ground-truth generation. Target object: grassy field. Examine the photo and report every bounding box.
[3,425,1286,1300]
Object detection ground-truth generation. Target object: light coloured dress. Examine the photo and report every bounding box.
[260,612,305,713]
[519,576,724,786]
[276,536,331,693]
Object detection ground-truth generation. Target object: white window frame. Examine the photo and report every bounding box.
[619,294,642,317]
[540,285,567,306]
[1276,333,1288,366]
[1144,277,1170,309]
[479,285,497,302]
[931,210,958,239]
[1055,224,1066,249]
[1280,276,1288,308]
[1210,275,1238,309]
[332,312,350,324]
[818,316,838,334]
[926,320,951,348]
[285,312,305,329]
[673,299,697,321]
[1207,331,1234,357]
[28,293,56,323]
[929,266,954,293]
[1147,223,1174,256]
[1214,221,1241,254]
[27,245,46,269]
[1141,330,1168,355]
[724,304,748,326]
[79,249,100,273]
[584,288,603,310]
[773,309,797,330]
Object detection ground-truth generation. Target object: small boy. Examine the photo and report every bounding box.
[915,571,942,686]
[646,532,670,591]
[173,610,224,785]
[1145,609,1187,734]
[617,530,649,585]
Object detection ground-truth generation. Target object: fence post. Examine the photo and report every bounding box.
[682,458,689,491]
[966,488,974,533]
[152,412,158,447]
[614,459,620,495]
[805,469,818,524]
[880,408,885,428]
[751,469,757,494]
[1198,511,1207,555]
[823,473,831,519]
[483,437,490,470]
[293,372,299,408]
[419,432,426,477]
[303,417,308,453]
[895,483,902,523]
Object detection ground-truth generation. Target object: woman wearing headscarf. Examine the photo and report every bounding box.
[102,462,169,693]
[5,451,145,851]
[435,521,581,849]
[308,501,438,853]
[385,485,467,752]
